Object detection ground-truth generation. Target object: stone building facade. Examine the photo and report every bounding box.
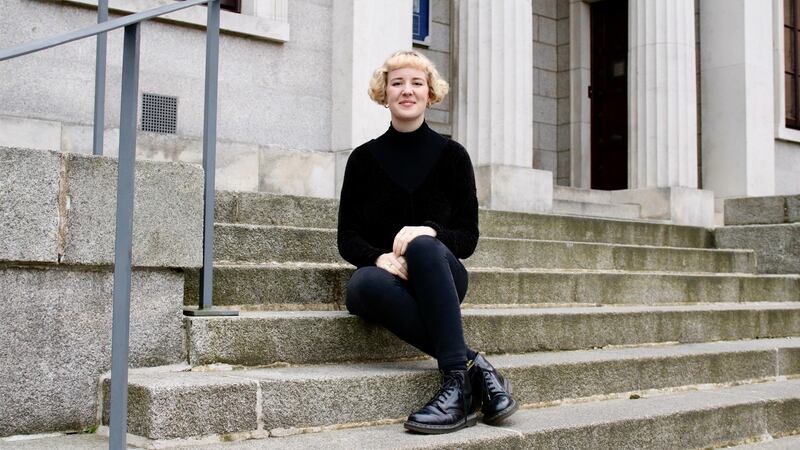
[1,0,799,226]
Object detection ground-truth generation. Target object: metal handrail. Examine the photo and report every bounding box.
[93,0,108,156]
[0,1,235,448]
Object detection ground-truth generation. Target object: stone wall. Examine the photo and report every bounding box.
[0,0,335,196]
[416,0,453,137]
[0,146,203,436]
[532,0,570,185]
[716,195,800,274]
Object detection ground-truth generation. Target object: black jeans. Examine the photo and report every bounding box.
[345,235,471,370]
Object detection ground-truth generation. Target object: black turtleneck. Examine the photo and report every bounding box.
[337,122,480,268]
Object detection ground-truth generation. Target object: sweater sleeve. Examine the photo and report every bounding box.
[422,144,480,259]
[337,149,386,268]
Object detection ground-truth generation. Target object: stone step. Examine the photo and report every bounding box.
[184,303,800,366]
[552,199,641,221]
[553,185,616,204]
[183,263,800,310]
[102,361,800,446]
[214,224,753,273]
[215,191,714,248]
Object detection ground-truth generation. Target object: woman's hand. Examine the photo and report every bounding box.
[375,253,409,280]
[392,226,437,257]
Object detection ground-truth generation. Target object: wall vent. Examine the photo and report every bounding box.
[141,93,177,134]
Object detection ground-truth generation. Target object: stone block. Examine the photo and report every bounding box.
[556,0,570,19]
[533,149,557,172]
[789,195,800,223]
[724,196,789,225]
[611,186,715,227]
[538,16,557,45]
[259,147,336,198]
[533,42,558,71]
[102,373,259,440]
[0,116,61,152]
[715,224,800,274]
[0,267,184,437]
[428,21,450,53]
[62,153,203,268]
[184,263,352,310]
[556,71,570,97]
[557,17,569,44]
[557,44,570,71]
[532,0,557,18]
[539,70,557,98]
[532,95,558,124]
[431,0,450,24]
[0,147,61,263]
[473,164,554,214]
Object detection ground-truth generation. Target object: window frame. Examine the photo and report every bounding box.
[412,0,431,46]
[785,0,800,129]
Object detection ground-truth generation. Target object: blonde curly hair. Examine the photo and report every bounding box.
[368,50,449,107]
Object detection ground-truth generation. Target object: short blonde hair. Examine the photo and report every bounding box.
[368,50,449,107]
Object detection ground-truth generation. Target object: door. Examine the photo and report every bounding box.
[590,0,628,190]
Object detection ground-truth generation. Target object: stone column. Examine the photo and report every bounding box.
[610,0,714,226]
[628,0,698,189]
[700,0,776,201]
[454,0,553,213]
[331,0,412,197]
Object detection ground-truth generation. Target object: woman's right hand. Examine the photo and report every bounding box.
[375,252,409,280]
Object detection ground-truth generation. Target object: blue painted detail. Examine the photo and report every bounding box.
[413,0,430,43]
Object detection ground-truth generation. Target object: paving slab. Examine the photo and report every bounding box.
[105,338,800,439]
[185,303,800,366]
[214,224,753,273]
[184,263,800,309]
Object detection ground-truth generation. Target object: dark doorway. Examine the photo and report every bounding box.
[590,0,628,190]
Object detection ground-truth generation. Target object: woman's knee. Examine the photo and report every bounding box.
[345,267,391,314]
[405,235,443,262]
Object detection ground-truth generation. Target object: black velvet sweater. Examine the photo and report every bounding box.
[337,122,480,268]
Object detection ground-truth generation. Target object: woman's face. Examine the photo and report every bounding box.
[385,67,429,125]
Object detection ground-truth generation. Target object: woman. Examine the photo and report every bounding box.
[337,50,517,435]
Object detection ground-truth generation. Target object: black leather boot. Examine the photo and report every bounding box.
[403,369,479,434]
[469,353,518,424]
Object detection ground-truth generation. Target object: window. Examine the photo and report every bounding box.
[785,0,800,129]
[413,0,430,45]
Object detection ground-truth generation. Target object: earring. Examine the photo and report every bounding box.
[384,104,389,108]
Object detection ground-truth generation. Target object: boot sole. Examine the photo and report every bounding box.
[482,378,519,425]
[403,413,480,435]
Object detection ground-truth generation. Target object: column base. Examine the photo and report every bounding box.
[474,165,553,214]
[611,187,715,227]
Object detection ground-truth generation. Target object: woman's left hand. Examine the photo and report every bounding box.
[393,226,437,256]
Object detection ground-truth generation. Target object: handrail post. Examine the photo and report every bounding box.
[186,0,237,317]
[93,0,108,155]
[108,22,140,450]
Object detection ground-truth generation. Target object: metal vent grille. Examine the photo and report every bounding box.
[141,93,177,134]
